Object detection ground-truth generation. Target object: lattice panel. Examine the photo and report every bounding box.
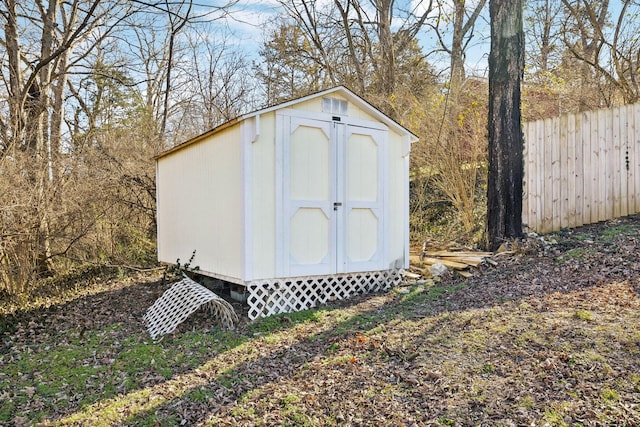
[247,270,402,319]
[143,275,238,341]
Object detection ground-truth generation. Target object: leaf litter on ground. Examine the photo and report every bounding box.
[1,216,640,426]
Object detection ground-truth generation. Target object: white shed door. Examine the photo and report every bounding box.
[282,116,385,277]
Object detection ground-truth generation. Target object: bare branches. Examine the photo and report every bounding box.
[560,0,640,104]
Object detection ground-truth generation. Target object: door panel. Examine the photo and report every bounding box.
[290,126,331,200]
[282,115,386,276]
[343,125,385,272]
[284,117,336,276]
[346,208,379,261]
[346,132,379,202]
[289,207,331,265]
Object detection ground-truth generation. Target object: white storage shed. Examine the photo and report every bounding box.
[156,86,418,319]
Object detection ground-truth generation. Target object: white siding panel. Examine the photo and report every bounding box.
[157,126,243,280]
[251,112,277,279]
[387,131,406,268]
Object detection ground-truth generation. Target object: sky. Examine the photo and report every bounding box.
[206,0,631,79]
[211,0,493,78]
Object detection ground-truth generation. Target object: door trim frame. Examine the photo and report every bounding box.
[275,109,389,277]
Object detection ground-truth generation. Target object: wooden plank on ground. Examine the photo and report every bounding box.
[409,255,422,264]
[440,257,482,267]
[421,257,469,270]
[404,271,421,280]
[422,251,493,257]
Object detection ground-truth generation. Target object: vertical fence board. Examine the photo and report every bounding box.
[523,122,530,228]
[591,110,600,223]
[629,104,640,212]
[559,114,569,228]
[524,122,536,230]
[574,112,584,227]
[552,117,561,231]
[598,109,608,221]
[607,108,615,220]
[581,112,591,225]
[567,113,577,228]
[542,118,553,233]
[619,107,629,217]
[536,119,545,230]
[627,105,636,213]
[522,121,529,227]
[612,106,622,218]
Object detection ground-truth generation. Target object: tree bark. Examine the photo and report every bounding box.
[449,0,466,102]
[486,0,524,251]
[4,0,22,153]
[160,0,192,148]
[376,0,395,98]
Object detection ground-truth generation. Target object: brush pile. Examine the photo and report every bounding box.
[409,243,496,278]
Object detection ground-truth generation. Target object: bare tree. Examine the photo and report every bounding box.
[263,0,436,117]
[561,0,640,105]
[422,1,489,235]
[525,0,563,75]
[0,0,136,279]
[159,0,192,145]
[182,26,257,131]
[430,0,487,99]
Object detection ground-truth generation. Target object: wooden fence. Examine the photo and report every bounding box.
[523,103,640,233]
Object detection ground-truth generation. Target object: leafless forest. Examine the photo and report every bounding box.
[1,0,639,298]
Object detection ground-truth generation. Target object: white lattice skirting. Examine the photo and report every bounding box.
[144,276,238,341]
[246,270,403,319]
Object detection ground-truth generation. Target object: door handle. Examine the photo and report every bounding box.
[333,202,342,210]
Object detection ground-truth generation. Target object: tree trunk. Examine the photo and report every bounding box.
[334,0,365,94]
[376,0,395,98]
[4,0,22,153]
[449,0,466,103]
[160,0,192,148]
[486,0,524,251]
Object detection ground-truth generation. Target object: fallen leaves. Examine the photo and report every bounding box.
[2,218,640,425]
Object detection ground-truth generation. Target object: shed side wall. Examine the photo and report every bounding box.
[157,125,243,280]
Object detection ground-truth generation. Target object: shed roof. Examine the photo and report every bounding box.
[156,86,419,160]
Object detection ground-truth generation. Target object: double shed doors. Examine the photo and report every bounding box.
[277,111,388,277]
